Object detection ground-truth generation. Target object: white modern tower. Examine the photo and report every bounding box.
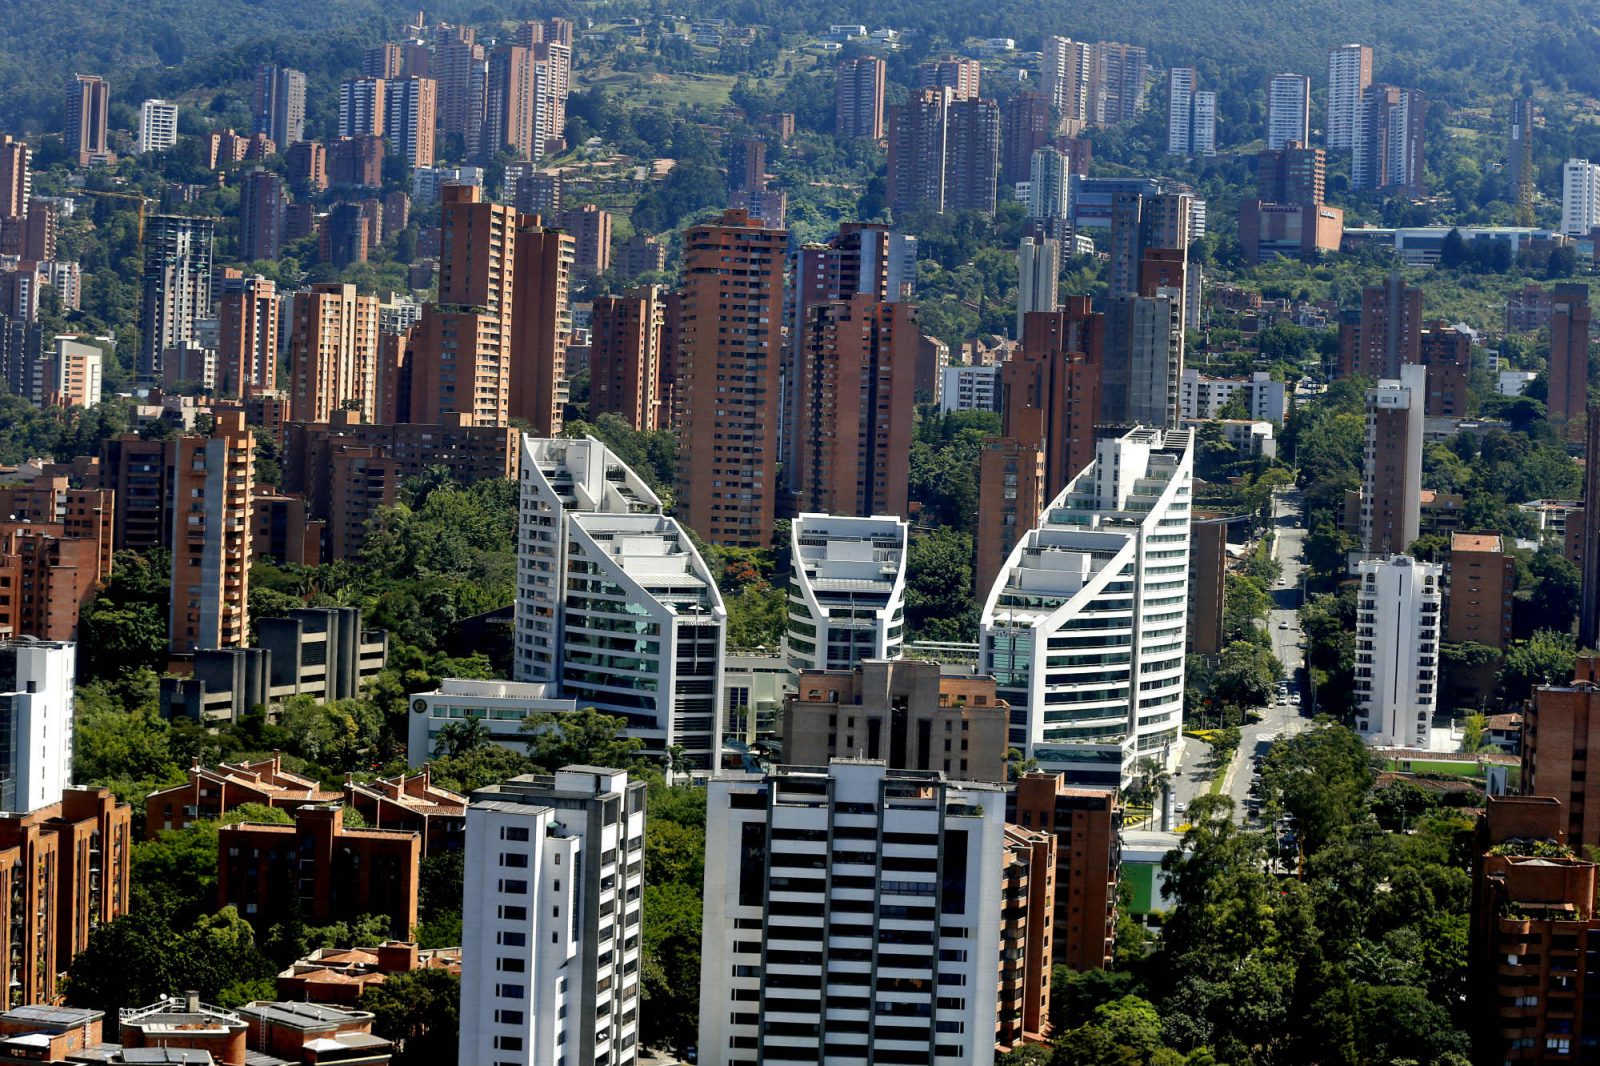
[1354,555,1441,748]
[138,99,179,154]
[1016,236,1061,340]
[1027,146,1071,222]
[1039,35,1089,124]
[1562,158,1600,237]
[698,760,1005,1066]
[0,640,75,814]
[1267,74,1310,149]
[514,435,727,773]
[785,513,908,674]
[459,766,646,1066]
[980,426,1194,788]
[1166,68,1215,157]
[1326,44,1373,151]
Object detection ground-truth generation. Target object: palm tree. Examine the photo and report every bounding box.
[434,716,491,759]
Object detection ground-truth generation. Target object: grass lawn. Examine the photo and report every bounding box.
[1385,758,1485,778]
[586,70,737,109]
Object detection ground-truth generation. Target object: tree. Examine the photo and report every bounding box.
[521,708,645,773]
[1209,641,1283,711]
[1259,724,1377,855]
[361,969,460,1065]
[905,527,978,641]
[77,550,171,681]
[1500,629,1576,702]
[1223,574,1273,645]
[433,716,491,759]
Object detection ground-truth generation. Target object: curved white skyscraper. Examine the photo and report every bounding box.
[785,513,907,673]
[980,426,1193,788]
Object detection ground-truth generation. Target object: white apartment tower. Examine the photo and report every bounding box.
[0,641,75,814]
[1562,158,1600,237]
[1039,36,1089,125]
[1016,235,1061,340]
[1326,44,1373,151]
[785,514,908,674]
[1166,68,1215,157]
[1267,74,1310,149]
[1354,555,1441,748]
[514,435,727,773]
[138,99,178,154]
[980,426,1194,788]
[338,77,386,138]
[1027,146,1071,222]
[698,760,1005,1066]
[460,767,645,1066]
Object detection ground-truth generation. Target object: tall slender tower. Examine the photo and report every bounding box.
[507,214,574,436]
[1326,44,1373,151]
[64,75,110,166]
[138,215,215,387]
[1510,97,1537,227]
[252,65,306,147]
[169,409,254,654]
[835,56,887,139]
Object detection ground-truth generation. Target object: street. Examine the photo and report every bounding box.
[1167,490,1313,826]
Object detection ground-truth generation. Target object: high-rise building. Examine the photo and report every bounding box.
[329,134,385,187]
[384,75,437,170]
[1101,292,1183,428]
[784,514,908,674]
[338,77,385,138]
[781,659,1009,781]
[217,274,279,395]
[238,168,287,263]
[0,640,75,813]
[674,209,786,548]
[944,96,1001,214]
[0,135,29,220]
[364,42,403,79]
[997,822,1056,1049]
[1267,73,1310,149]
[1560,158,1600,237]
[64,75,110,167]
[976,431,1047,596]
[1338,271,1422,379]
[1015,236,1060,339]
[1361,363,1426,557]
[919,55,981,99]
[505,163,561,217]
[887,88,950,215]
[431,27,484,145]
[727,136,766,192]
[137,214,214,387]
[1584,411,1600,650]
[285,139,328,194]
[1549,283,1591,423]
[1166,68,1215,157]
[1257,141,1327,204]
[1106,189,1190,297]
[168,409,254,654]
[1353,554,1441,748]
[981,427,1194,787]
[834,56,886,139]
[1510,97,1537,225]
[481,45,539,159]
[288,282,380,423]
[1445,532,1513,650]
[1026,146,1071,223]
[1187,515,1229,656]
[1010,772,1121,971]
[459,768,645,1066]
[45,336,102,410]
[590,285,666,431]
[252,65,307,147]
[790,295,918,517]
[1416,321,1472,417]
[1326,44,1373,151]
[1525,657,1600,848]
[1088,42,1148,125]
[557,202,611,278]
[137,99,178,154]
[1002,92,1054,187]
[1353,84,1426,194]
[1040,36,1090,126]
[699,760,1006,1066]
[508,213,574,436]
[1009,302,1105,494]
[514,436,727,770]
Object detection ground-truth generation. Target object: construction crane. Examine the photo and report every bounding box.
[78,188,153,241]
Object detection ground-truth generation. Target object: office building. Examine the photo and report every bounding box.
[219,805,419,936]
[698,761,1006,1066]
[406,678,577,768]
[1362,364,1426,556]
[338,77,385,138]
[1338,271,1422,379]
[1267,73,1310,149]
[790,295,918,517]
[137,214,214,387]
[252,65,307,147]
[1354,85,1426,194]
[835,56,886,139]
[1166,68,1215,157]
[981,427,1194,787]
[919,55,980,99]
[781,659,1007,781]
[1470,795,1600,1064]
[217,274,279,395]
[1002,92,1054,187]
[1353,555,1441,748]
[288,282,380,423]
[238,168,287,263]
[1010,772,1120,971]
[1417,321,1472,417]
[1026,146,1071,224]
[514,436,727,771]
[1015,236,1059,340]
[64,75,110,166]
[557,202,611,278]
[0,786,131,1010]
[0,641,74,813]
[784,514,907,674]
[941,363,999,414]
[384,76,437,169]
[674,209,786,548]
[1446,532,1513,649]
[1178,368,1288,422]
[1326,44,1372,151]
[1549,284,1591,423]
[590,286,666,431]
[168,410,253,655]
[460,768,645,1066]
[1040,36,1090,125]
[0,136,28,219]
[137,99,178,154]
[1561,158,1600,237]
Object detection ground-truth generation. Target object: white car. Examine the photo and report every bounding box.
[1278,622,1289,630]
[1290,693,1302,705]
[1174,802,1187,815]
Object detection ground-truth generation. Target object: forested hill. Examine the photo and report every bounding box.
[9,0,1600,133]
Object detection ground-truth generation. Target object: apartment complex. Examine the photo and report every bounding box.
[1361,365,1426,556]
[1353,555,1441,748]
[143,754,340,837]
[1267,73,1310,149]
[1446,532,1514,649]
[1525,657,1600,851]
[590,286,667,431]
[887,89,1000,216]
[1178,369,1288,422]
[834,56,886,139]
[1353,84,1426,194]
[1547,284,1591,423]
[459,768,645,1066]
[1010,773,1121,972]
[1325,44,1373,151]
[138,214,215,387]
[64,75,111,167]
[0,641,75,814]
[981,427,1194,787]
[1165,68,1216,157]
[138,99,178,154]
[253,64,307,146]
[1561,158,1600,237]
[784,514,908,674]
[699,761,1006,1066]
[168,409,253,655]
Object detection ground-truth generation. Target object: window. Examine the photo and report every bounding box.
[499,905,527,921]
[499,879,529,894]
[501,826,530,842]
[494,1010,524,1025]
[495,983,526,999]
[494,1036,524,1051]
[498,957,527,973]
[500,852,529,868]
[497,931,527,947]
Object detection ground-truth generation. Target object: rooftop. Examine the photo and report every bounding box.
[1450,532,1503,553]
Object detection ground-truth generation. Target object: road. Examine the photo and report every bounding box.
[1165,490,1314,827]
